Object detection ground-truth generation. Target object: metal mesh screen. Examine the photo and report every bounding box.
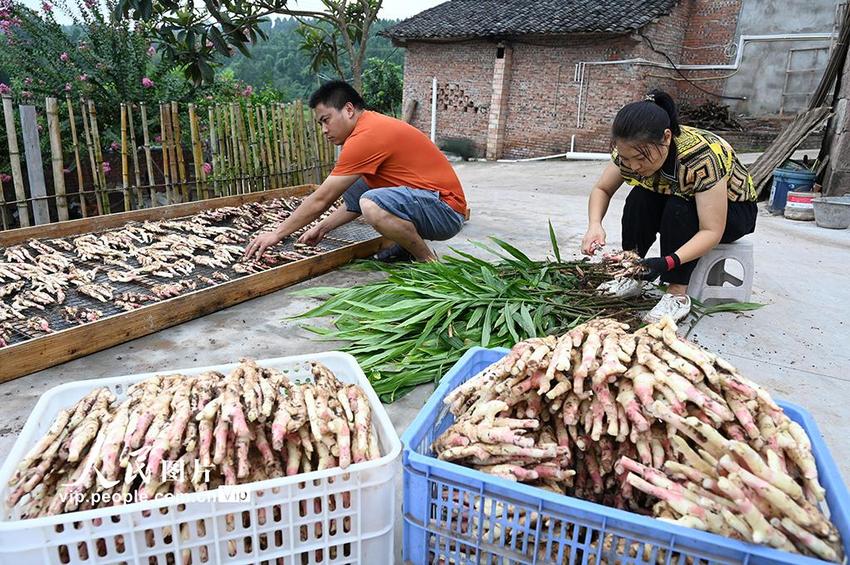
[1,198,379,347]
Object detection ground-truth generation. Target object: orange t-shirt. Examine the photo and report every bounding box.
[331,111,467,215]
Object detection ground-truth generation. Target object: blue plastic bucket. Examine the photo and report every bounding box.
[769,167,815,213]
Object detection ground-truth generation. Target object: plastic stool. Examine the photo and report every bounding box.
[688,239,754,305]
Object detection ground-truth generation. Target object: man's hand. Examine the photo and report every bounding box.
[298,225,325,246]
[244,231,283,261]
[639,254,681,280]
[581,224,607,255]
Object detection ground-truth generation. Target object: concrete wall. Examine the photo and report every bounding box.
[723,0,838,115]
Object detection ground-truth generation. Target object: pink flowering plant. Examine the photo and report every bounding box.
[0,0,172,118]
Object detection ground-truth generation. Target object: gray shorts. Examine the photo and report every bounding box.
[342,178,464,241]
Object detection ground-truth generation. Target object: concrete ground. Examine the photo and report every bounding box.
[1,159,848,560]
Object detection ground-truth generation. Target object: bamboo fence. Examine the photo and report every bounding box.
[0,95,336,230]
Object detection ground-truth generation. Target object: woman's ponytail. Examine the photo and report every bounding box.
[645,89,680,136]
[612,89,681,144]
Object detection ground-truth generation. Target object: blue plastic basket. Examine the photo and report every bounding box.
[402,347,850,565]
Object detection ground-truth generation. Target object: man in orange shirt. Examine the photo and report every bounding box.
[244,80,467,262]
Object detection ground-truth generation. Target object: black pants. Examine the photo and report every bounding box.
[621,186,757,285]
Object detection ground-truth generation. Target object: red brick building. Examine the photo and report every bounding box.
[385,0,837,159]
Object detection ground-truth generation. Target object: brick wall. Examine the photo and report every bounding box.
[500,35,648,157]
[643,0,744,106]
[402,41,496,157]
[399,0,751,158]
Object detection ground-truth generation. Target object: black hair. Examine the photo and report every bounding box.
[611,89,681,146]
[308,80,365,110]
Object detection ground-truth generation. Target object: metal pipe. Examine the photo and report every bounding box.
[430,77,437,142]
[574,32,834,128]
[497,151,610,163]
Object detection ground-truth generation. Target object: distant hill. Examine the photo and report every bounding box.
[224,17,403,101]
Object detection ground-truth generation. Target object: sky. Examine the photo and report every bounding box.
[21,0,446,24]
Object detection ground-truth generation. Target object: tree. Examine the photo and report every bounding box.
[0,0,160,121]
[289,0,382,92]
[114,0,383,90]
[361,57,402,115]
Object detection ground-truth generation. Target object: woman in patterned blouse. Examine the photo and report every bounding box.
[580,90,757,323]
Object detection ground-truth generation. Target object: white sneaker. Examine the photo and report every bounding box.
[596,278,642,298]
[643,293,692,324]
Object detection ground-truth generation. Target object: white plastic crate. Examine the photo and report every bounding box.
[0,352,401,564]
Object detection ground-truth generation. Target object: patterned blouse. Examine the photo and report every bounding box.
[612,125,757,202]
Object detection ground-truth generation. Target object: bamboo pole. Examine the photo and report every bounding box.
[234,104,251,193]
[267,105,281,189]
[188,103,206,200]
[87,100,110,214]
[285,103,299,185]
[254,105,270,190]
[279,103,293,186]
[170,102,188,202]
[259,105,273,189]
[217,105,230,195]
[314,113,326,177]
[229,103,242,194]
[65,96,87,218]
[79,98,103,216]
[45,97,69,222]
[245,104,260,190]
[259,105,275,189]
[215,105,228,195]
[127,104,143,207]
[139,103,156,205]
[2,94,31,227]
[160,103,174,204]
[217,105,231,196]
[296,100,308,184]
[307,107,322,184]
[120,103,131,211]
[208,106,221,197]
[260,105,273,189]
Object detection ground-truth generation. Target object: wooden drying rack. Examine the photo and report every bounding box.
[0,184,386,383]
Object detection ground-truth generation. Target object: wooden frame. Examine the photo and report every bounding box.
[0,185,386,383]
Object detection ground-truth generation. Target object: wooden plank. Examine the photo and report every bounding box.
[65,96,88,218]
[0,183,317,246]
[2,94,31,227]
[0,234,385,384]
[45,97,69,221]
[750,107,831,196]
[20,105,52,225]
[402,99,418,124]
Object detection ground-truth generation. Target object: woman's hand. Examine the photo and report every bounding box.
[581,223,607,255]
